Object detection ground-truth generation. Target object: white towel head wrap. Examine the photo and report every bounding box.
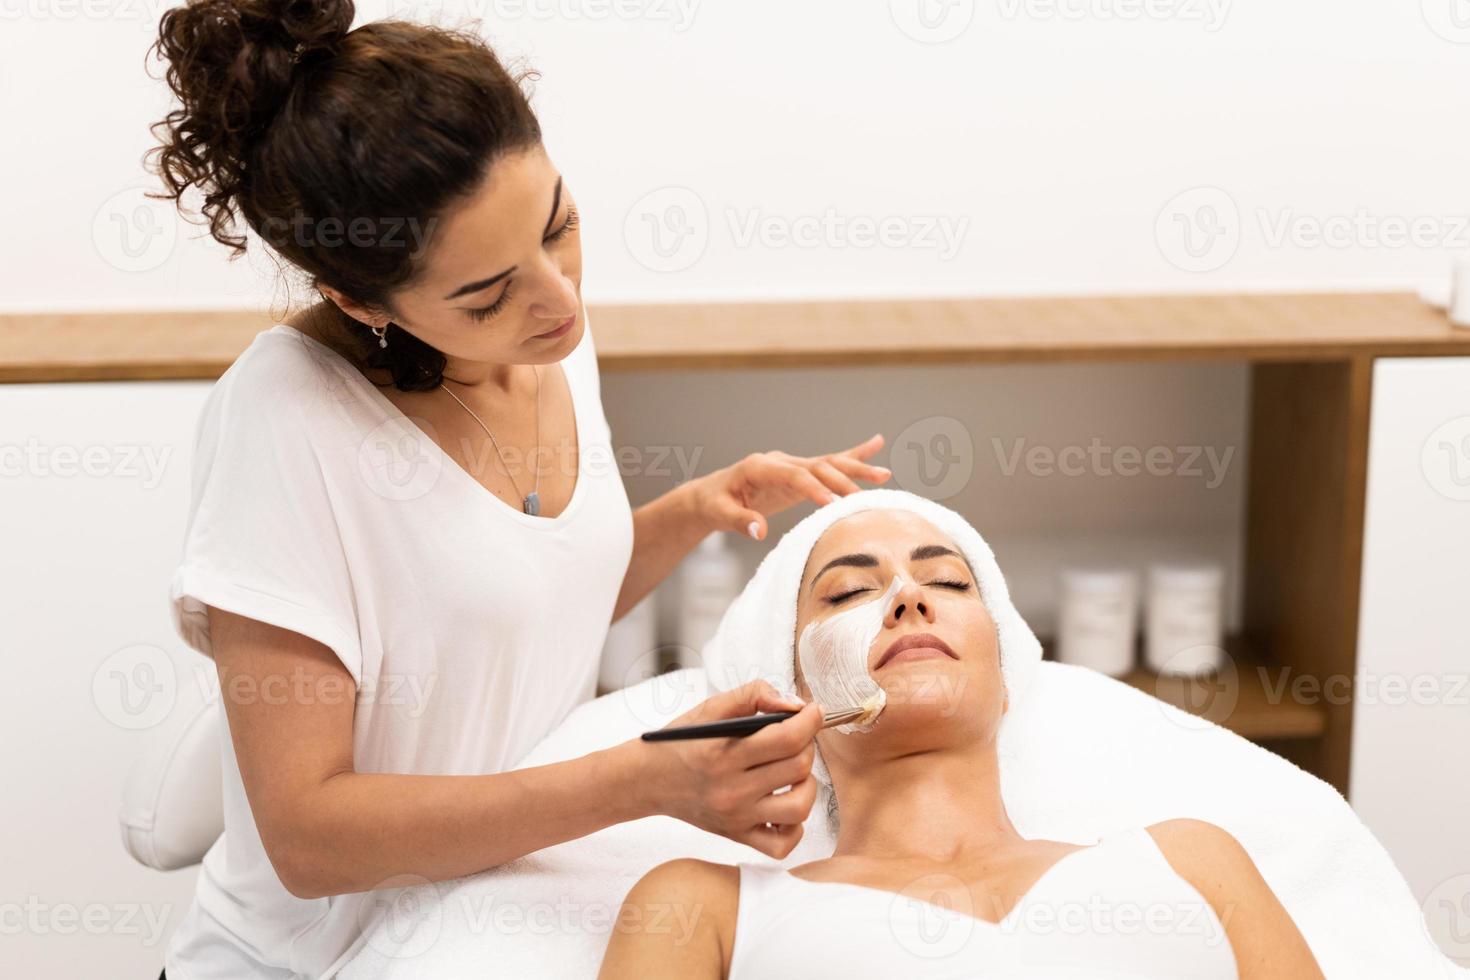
[700,488,1043,787]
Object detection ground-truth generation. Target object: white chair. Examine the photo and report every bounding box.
[118,672,223,870]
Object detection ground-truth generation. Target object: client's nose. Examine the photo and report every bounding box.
[887,579,937,625]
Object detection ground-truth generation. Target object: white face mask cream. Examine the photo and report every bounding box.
[797,575,902,733]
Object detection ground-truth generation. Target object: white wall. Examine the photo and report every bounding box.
[2,0,1468,309]
[3,2,1468,975]
[1352,358,1470,966]
[0,382,212,976]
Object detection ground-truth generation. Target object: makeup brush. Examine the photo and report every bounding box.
[641,705,870,741]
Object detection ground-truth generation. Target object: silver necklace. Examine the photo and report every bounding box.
[439,366,543,516]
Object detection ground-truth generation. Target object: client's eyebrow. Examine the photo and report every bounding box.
[910,544,963,562]
[808,544,969,593]
[808,552,877,592]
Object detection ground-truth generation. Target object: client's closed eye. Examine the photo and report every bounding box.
[825,586,874,605]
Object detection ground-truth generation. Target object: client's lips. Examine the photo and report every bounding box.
[875,632,958,670]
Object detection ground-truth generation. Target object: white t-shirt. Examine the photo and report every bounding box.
[164,316,634,979]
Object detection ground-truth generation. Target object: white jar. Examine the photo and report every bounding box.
[598,592,659,692]
[1056,568,1139,677]
[674,534,744,670]
[1145,564,1225,676]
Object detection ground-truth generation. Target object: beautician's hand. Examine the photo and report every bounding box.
[628,681,824,858]
[694,434,891,541]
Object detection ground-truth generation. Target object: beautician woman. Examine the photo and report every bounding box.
[148,2,889,976]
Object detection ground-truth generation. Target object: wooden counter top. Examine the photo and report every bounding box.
[3,292,1468,383]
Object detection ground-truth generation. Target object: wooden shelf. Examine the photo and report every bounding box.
[3,291,1469,383]
[1045,638,1328,742]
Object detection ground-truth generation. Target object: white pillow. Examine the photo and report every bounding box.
[117,669,223,871]
[341,664,1462,979]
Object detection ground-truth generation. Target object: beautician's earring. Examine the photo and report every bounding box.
[372,324,388,349]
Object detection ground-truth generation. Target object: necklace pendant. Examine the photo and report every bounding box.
[522,491,541,516]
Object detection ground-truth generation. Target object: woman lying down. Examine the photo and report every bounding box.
[600,490,1323,979]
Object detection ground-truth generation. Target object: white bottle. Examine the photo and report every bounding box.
[598,592,658,694]
[675,534,744,670]
[1145,563,1225,676]
[1055,568,1139,677]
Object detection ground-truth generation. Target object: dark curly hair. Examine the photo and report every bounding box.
[148,0,543,390]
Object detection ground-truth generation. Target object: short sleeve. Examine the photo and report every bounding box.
[169,334,363,684]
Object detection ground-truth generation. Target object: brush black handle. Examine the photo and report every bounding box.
[641,711,798,741]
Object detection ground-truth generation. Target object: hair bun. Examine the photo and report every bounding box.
[153,0,353,161]
[151,0,354,250]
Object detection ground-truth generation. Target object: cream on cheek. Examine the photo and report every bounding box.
[797,576,903,734]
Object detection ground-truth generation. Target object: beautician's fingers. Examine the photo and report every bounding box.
[837,433,885,462]
[740,820,805,859]
[733,702,823,769]
[704,493,769,542]
[775,462,839,507]
[823,450,892,486]
[741,742,816,797]
[810,459,864,497]
[751,776,818,826]
[673,680,805,729]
